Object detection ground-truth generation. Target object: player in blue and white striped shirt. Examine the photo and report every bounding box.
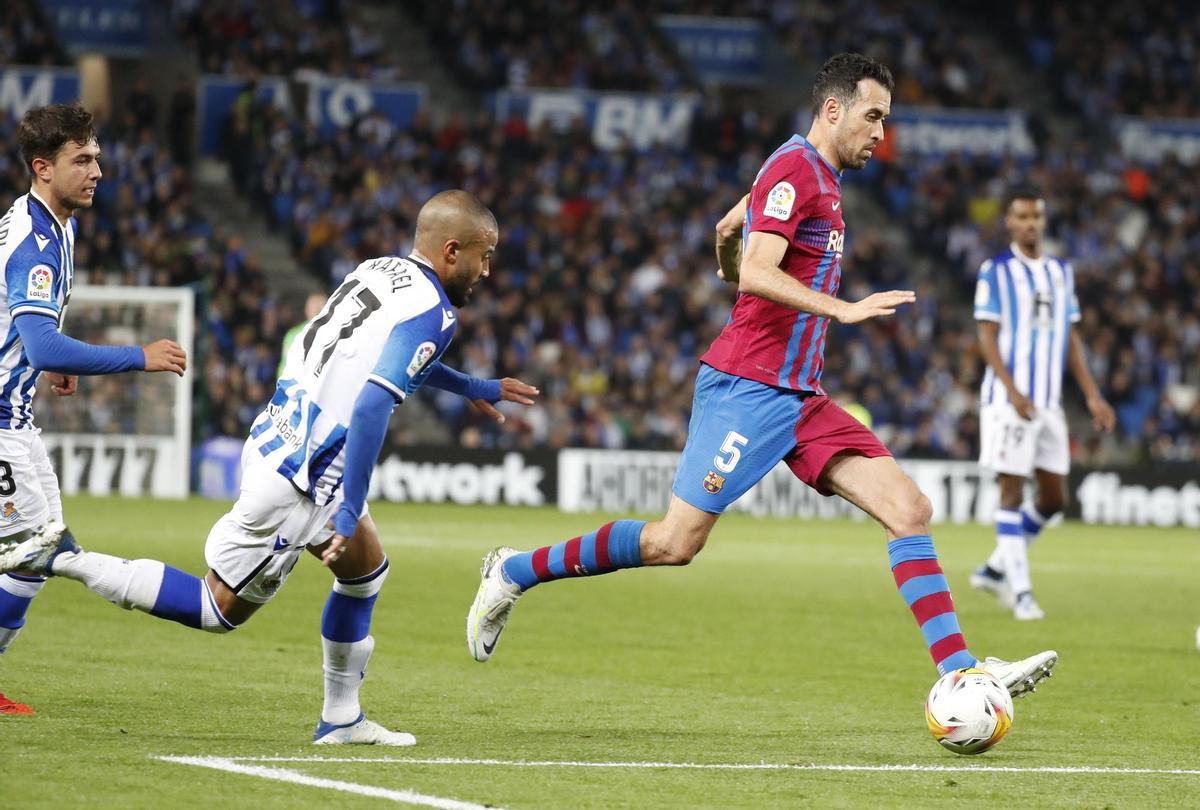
[0,103,187,714]
[969,186,1114,620]
[2,191,539,744]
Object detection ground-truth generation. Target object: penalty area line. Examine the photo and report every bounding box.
[216,756,1200,776]
[154,756,500,809]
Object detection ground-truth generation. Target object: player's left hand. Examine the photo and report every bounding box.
[472,377,540,424]
[47,373,78,396]
[321,533,349,567]
[1086,394,1116,433]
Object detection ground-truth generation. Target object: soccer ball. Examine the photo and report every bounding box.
[924,667,1014,755]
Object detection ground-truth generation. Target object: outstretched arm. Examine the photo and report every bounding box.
[16,313,187,376]
[737,232,915,324]
[424,361,539,424]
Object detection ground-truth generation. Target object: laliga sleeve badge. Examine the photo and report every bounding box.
[406,341,437,376]
[27,265,53,301]
[703,471,726,494]
[763,181,796,220]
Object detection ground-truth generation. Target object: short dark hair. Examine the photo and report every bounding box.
[1004,184,1044,211]
[811,53,895,117]
[17,102,97,176]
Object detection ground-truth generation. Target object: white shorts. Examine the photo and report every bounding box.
[205,440,354,604]
[978,403,1070,477]
[0,428,63,536]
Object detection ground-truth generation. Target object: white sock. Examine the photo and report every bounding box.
[50,551,231,633]
[322,634,374,725]
[996,507,1032,596]
[52,551,165,610]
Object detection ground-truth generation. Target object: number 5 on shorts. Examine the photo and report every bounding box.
[714,431,748,473]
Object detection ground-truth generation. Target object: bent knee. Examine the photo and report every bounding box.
[659,539,704,566]
[644,529,707,566]
[888,491,933,536]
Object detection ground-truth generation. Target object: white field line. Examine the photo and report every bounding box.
[210,756,1200,776]
[154,756,500,809]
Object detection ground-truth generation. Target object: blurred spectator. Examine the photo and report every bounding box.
[171,0,407,81]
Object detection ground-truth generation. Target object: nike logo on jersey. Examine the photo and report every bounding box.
[832,201,841,211]
[441,308,456,331]
[33,233,49,251]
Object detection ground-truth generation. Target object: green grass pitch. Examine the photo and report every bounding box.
[5,496,1199,808]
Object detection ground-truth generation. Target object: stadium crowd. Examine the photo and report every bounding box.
[413,0,692,92]
[218,81,1199,464]
[1004,0,1200,120]
[170,0,407,81]
[4,1,1195,466]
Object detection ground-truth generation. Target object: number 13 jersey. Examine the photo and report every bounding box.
[251,255,457,504]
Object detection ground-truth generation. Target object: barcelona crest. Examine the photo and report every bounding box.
[703,471,725,494]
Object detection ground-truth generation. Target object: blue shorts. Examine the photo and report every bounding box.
[672,364,890,513]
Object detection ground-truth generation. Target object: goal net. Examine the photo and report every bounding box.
[38,285,194,498]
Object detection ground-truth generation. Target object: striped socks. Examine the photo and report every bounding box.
[889,535,976,674]
[501,520,645,592]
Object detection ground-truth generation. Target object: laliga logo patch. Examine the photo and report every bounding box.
[703,470,726,494]
[407,341,437,376]
[27,265,53,301]
[763,181,796,220]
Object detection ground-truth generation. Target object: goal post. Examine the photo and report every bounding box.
[39,285,195,499]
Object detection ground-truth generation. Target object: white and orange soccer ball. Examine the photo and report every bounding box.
[924,667,1014,755]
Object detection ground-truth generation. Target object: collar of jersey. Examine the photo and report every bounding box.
[406,252,454,308]
[28,188,68,233]
[794,135,842,183]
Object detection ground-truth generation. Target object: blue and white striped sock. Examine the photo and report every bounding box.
[321,558,389,725]
[0,574,45,654]
[1020,503,1049,547]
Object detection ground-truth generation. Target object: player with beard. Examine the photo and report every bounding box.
[466,54,1059,701]
[1,190,540,744]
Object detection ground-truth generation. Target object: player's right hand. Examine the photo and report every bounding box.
[836,290,916,324]
[321,534,349,567]
[142,339,187,376]
[1009,391,1037,420]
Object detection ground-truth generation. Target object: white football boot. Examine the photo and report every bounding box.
[313,715,416,746]
[969,564,1013,609]
[466,547,522,662]
[0,522,78,575]
[979,650,1057,698]
[1012,592,1045,621]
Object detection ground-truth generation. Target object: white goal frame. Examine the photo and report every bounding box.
[41,285,194,499]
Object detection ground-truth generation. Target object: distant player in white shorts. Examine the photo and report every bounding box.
[0,103,187,714]
[970,185,1114,620]
[0,191,539,744]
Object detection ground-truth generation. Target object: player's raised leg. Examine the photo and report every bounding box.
[818,452,1056,697]
[310,513,414,746]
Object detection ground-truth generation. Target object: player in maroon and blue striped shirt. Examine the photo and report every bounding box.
[467,54,1057,700]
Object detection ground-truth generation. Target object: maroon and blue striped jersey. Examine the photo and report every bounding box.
[701,135,844,393]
